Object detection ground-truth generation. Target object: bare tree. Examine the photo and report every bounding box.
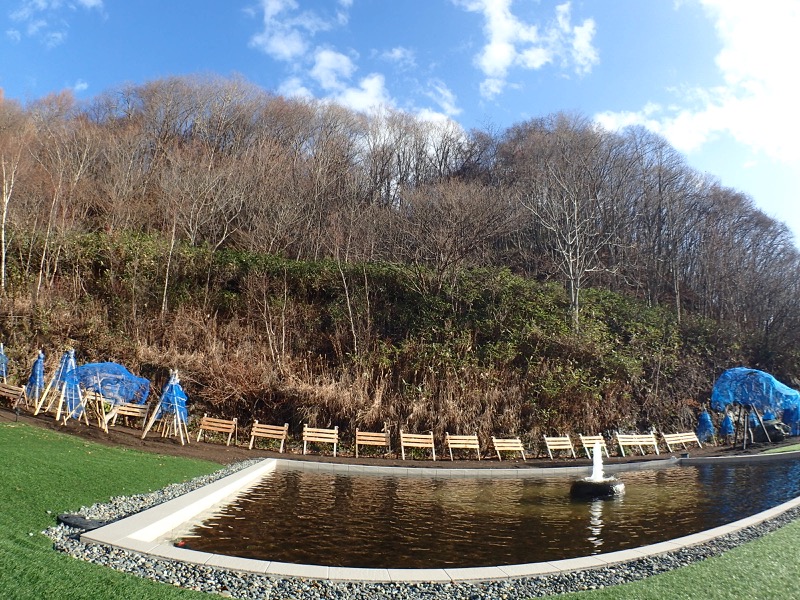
[397,179,513,293]
[0,95,33,291]
[514,114,623,331]
[28,92,97,298]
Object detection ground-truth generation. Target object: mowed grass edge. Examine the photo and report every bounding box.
[2,421,799,599]
[0,421,220,600]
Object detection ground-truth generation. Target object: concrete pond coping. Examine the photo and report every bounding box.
[80,453,800,583]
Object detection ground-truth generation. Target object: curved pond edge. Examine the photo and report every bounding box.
[80,452,800,583]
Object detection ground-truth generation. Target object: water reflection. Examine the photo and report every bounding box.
[180,459,800,569]
[587,499,605,550]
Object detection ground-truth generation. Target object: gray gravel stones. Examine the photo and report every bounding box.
[42,459,800,599]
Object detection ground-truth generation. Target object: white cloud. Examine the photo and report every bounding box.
[249,0,346,62]
[425,79,461,117]
[248,0,394,115]
[278,76,313,99]
[72,79,88,92]
[381,46,416,69]
[415,108,453,124]
[479,77,505,99]
[333,73,393,113]
[310,48,355,90]
[594,102,663,132]
[571,17,598,75]
[8,0,103,47]
[43,29,64,47]
[454,0,598,99]
[251,27,307,61]
[595,1,800,165]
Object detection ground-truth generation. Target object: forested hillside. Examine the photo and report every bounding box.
[1,75,798,447]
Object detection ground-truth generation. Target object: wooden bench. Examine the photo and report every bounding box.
[445,432,480,460]
[249,421,289,452]
[400,430,436,461]
[491,436,526,461]
[543,435,576,459]
[578,434,610,458]
[616,433,660,456]
[196,413,238,446]
[0,382,26,409]
[302,424,339,456]
[108,402,151,429]
[354,424,390,458]
[662,431,702,453]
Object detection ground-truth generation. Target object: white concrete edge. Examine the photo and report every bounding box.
[82,459,278,545]
[681,449,800,464]
[79,457,800,583]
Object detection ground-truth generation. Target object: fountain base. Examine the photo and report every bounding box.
[570,479,626,500]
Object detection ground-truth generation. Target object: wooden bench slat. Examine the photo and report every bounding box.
[543,435,576,459]
[303,425,339,457]
[445,432,480,461]
[491,437,526,461]
[196,413,238,446]
[616,433,659,457]
[355,425,390,458]
[109,402,150,429]
[400,430,435,461]
[0,382,26,409]
[249,421,289,452]
[662,431,702,452]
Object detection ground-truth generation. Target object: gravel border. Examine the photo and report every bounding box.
[43,459,800,599]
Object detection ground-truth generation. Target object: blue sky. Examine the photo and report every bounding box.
[3,0,798,243]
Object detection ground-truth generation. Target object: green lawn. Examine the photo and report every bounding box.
[0,421,220,600]
[562,517,800,599]
[762,443,800,454]
[2,421,799,599]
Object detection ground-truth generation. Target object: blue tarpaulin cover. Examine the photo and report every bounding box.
[154,371,188,421]
[25,351,45,401]
[75,362,150,406]
[53,350,82,418]
[719,414,735,437]
[0,344,7,380]
[696,410,716,442]
[710,367,800,414]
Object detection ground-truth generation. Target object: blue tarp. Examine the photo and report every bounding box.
[52,350,77,393]
[154,371,188,422]
[696,410,715,443]
[53,350,82,418]
[0,343,8,380]
[25,351,45,402]
[75,362,150,406]
[710,367,800,414]
[720,414,734,437]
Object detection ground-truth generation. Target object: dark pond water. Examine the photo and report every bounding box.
[180,460,800,569]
